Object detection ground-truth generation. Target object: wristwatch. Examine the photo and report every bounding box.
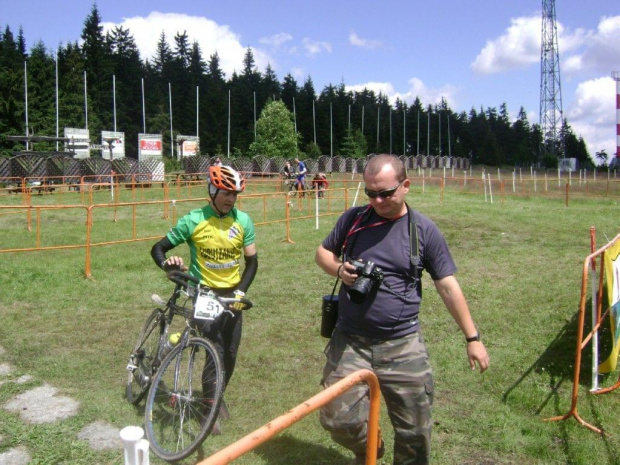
[466,332,480,343]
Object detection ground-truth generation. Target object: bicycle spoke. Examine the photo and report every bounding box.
[145,338,224,462]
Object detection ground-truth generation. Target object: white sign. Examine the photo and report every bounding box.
[138,133,163,160]
[64,128,90,159]
[176,135,200,157]
[101,131,125,159]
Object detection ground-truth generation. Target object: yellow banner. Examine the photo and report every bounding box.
[598,239,620,373]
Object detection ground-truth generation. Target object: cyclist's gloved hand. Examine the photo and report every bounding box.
[226,290,247,311]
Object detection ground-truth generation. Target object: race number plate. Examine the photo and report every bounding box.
[194,293,225,320]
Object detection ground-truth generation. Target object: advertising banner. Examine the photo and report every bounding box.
[101,131,125,159]
[64,128,90,159]
[176,135,200,157]
[598,239,620,373]
[138,133,163,160]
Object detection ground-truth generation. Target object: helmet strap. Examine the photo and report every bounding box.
[209,188,228,217]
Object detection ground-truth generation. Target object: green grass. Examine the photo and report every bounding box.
[1,186,620,464]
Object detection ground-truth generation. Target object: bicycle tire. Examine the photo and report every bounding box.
[126,308,165,405]
[145,337,224,462]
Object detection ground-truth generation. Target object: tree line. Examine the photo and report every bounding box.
[0,5,594,169]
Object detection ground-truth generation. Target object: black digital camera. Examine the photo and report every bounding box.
[347,259,384,304]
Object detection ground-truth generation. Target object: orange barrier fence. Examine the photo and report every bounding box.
[197,369,381,465]
[543,230,620,434]
[0,187,355,278]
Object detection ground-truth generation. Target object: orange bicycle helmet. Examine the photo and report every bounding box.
[208,165,245,193]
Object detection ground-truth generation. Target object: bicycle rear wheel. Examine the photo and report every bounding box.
[145,337,224,462]
[126,309,165,405]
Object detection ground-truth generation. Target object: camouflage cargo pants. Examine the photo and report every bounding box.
[320,329,433,465]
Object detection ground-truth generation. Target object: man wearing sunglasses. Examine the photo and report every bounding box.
[315,154,489,465]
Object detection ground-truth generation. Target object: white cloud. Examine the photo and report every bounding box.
[302,37,332,56]
[470,14,617,76]
[349,32,382,50]
[471,16,540,74]
[259,32,293,50]
[347,77,458,108]
[101,11,273,78]
[290,67,306,82]
[567,76,616,157]
[569,15,620,74]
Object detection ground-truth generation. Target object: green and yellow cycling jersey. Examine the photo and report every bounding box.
[166,204,255,289]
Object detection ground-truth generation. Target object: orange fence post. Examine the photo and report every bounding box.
[197,369,381,465]
[283,195,294,244]
[84,206,94,279]
[544,233,620,434]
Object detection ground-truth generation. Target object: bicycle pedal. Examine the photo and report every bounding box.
[151,294,166,305]
[126,363,137,371]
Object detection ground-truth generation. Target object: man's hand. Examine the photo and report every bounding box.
[162,256,188,272]
[467,341,490,373]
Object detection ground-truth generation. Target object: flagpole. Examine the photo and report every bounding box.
[313,99,316,145]
[417,110,420,155]
[169,82,174,159]
[403,108,406,156]
[84,71,88,130]
[227,90,231,157]
[196,85,199,137]
[55,53,59,151]
[389,109,392,154]
[376,105,380,151]
[113,74,117,132]
[141,78,146,133]
[24,61,29,150]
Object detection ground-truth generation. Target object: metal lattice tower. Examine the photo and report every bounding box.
[539,0,564,161]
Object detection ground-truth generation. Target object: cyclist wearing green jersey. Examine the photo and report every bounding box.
[151,165,258,431]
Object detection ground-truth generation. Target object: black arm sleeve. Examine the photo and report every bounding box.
[236,253,258,293]
[151,237,176,269]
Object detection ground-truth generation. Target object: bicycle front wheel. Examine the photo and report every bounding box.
[145,337,224,462]
[126,308,165,405]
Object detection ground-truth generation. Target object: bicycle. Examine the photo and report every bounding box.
[125,269,252,462]
[286,175,309,198]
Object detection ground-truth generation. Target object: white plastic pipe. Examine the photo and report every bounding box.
[120,426,149,465]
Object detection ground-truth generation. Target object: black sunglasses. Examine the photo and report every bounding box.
[364,180,404,199]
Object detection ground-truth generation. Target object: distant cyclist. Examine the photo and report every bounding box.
[294,157,307,195]
[151,165,258,434]
[283,160,294,179]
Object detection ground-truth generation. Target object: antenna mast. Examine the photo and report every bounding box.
[539,0,564,162]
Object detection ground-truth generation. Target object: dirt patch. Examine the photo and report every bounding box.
[0,447,30,465]
[77,421,122,451]
[4,384,79,423]
[0,362,12,376]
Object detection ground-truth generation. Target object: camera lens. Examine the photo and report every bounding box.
[348,276,372,304]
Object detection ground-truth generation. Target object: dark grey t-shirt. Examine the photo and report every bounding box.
[322,205,457,339]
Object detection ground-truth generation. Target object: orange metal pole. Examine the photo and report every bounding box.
[36,208,41,248]
[283,195,294,244]
[197,369,380,465]
[544,234,620,433]
[84,206,93,279]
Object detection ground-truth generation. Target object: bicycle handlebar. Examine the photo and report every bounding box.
[165,269,254,310]
[166,269,199,288]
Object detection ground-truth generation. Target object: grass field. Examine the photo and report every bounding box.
[1,184,620,464]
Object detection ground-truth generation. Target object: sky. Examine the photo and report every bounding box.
[2,0,619,162]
